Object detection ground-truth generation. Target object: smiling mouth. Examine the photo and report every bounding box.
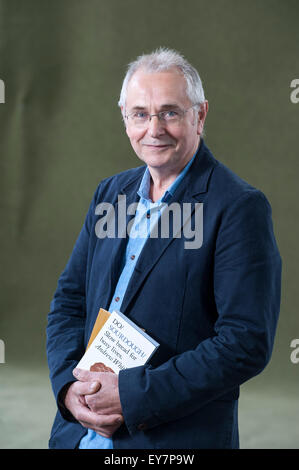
[143,144,172,148]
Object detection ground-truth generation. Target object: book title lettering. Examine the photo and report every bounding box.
[76,309,159,374]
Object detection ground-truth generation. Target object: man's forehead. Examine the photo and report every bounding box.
[126,69,189,106]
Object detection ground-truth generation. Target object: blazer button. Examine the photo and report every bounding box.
[138,423,148,431]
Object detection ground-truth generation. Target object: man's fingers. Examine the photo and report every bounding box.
[73,368,102,382]
[77,407,124,429]
[73,367,114,383]
[72,379,101,397]
[95,414,124,427]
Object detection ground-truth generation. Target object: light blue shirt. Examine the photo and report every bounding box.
[79,151,197,449]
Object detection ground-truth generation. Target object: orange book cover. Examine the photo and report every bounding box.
[86,308,111,350]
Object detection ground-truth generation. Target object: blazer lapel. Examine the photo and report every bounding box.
[105,171,144,305]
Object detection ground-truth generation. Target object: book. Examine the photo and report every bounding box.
[76,308,159,374]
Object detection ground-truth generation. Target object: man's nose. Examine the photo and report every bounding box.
[147,115,165,137]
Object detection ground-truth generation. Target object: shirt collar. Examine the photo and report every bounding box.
[137,150,198,203]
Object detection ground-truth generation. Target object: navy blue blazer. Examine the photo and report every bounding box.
[47,140,281,449]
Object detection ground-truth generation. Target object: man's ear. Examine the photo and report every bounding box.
[120,105,128,131]
[197,101,209,135]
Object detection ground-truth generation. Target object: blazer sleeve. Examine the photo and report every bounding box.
[46,184,100,418]
[118,189,282,434]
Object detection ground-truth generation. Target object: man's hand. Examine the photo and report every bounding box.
[73,368,123,416]
[63,372,124,438]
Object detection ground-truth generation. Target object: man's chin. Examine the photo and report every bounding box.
[141,146,175,161]
[142,144,172,151]
[139,154,171,168]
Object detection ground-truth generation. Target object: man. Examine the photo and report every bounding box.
[47,48,281,449]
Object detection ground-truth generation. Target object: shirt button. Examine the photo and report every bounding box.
[130,254,135,260]
[115,297,120,302]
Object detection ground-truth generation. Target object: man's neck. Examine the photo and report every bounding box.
[148,170,177,202]
[147,144,199,202]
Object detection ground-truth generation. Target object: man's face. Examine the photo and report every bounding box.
[123,69,207,174]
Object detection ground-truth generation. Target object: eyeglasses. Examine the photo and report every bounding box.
[125,104,199,128]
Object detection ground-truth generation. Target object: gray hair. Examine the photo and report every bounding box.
[118,47,206,114]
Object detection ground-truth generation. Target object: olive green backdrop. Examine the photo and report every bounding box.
[0,0,298,448]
